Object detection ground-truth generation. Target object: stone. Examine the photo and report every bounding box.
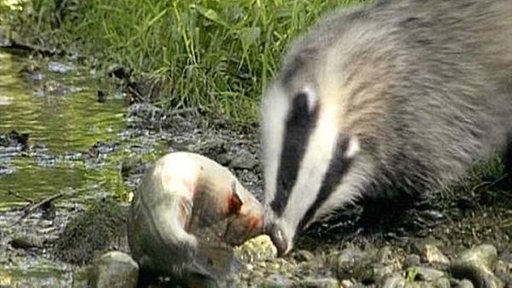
[230,149,258,170]
[450,244,503,288]
[421,244,450,266]
[406,266,445,282]
[298,277,339,288]
[92,251,139,288]
[381,273,406,288]
[262,274,293,288]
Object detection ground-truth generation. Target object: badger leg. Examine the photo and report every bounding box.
[355,192,421,233]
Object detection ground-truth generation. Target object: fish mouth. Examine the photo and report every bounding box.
[265,222,293,257]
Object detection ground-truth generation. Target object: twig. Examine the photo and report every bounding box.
[2,39,65,57]
[12,192,65,226]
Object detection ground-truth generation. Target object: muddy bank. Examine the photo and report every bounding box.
[58,103,512,287]
[1,48,512,287]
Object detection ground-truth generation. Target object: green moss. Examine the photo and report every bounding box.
[54,197,128,265]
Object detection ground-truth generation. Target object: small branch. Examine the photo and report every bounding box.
[2,39,65,57]
[12,192,65,226]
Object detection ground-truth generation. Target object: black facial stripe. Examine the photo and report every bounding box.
[297,135,353,234]
[270,92,320,217]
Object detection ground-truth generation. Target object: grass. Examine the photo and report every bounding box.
[4,0,367,126]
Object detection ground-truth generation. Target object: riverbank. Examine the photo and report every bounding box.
[2,0,512,287]
[1,0,365,125]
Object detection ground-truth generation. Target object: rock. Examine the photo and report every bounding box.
[194,139,229,160]
[262,274,293,288]
[216,153,232,166]
[0,25,11,47]
[404,254,422,268]
[454,244,498,270]
[230,149,258,170]
[332,247,367,278]
[92,251,139,288]
[455,279,475,288]
[72,266,93,288]
[406,266,444,281]
[48,61,74,73]
[340,279,356,288]
[421,244,450,266]
[42,80,70,96]
[299,277,339,288]
[373,264,397,281]
[293,250,315,262]
[494,260,512,286]
[432,277,451,288]
[381,273,406,288]
[126,103,163,130]
[120,156,144,180]
[450,244,503,288]
[19,62,44,83]
[377,246,395,264]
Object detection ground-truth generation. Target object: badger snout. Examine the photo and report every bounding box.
[265,222,293,257]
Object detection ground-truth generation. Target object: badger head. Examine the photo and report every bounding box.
[260,74,362,256]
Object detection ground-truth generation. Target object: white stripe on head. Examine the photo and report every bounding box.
[302,84,319,113]
[314,159,371,223]
[280,103,340,235]
[261,83,290,210]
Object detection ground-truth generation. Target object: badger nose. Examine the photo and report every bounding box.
[266,223,289,257]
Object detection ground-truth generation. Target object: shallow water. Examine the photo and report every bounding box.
[0,50,138,287]
[0,51,128,206]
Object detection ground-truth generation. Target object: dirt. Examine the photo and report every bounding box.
[52,108,512,286]
[1,50,512,287]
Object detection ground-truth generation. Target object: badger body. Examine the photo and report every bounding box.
[261,0,512,256]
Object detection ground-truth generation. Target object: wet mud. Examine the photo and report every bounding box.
[1,49,512,287]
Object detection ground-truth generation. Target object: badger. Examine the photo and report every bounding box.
[261,0,512,256]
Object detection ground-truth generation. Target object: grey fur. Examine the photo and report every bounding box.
[261,0,512,255]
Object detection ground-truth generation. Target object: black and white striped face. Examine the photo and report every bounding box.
[261,81,360,256]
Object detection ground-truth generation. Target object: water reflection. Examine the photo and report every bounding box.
[0,51,126,204]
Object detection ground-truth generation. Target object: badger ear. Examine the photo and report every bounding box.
[228,180,243,215]
[344,135,360,159]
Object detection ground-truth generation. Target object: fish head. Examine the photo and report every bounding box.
[223,181,265,246]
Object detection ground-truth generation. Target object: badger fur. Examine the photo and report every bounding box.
[261,0,512,256]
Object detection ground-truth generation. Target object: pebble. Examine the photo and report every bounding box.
[48,61,74,73]
[456,279,475,288]
[332,247,367,278]
[230,149,258,170]
[421,244,450,266]
[298,277,339,288]
[406,266,444,281]
[450,244,503,288]
[403,254,421,268]
[72,266,92,288]
[293,250,316,262]
[262,274,293,288]
[381,273,406,288]
[433,277,452,288]
[91,251,139,288]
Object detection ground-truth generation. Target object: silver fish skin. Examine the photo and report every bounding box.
[127,151,264,283]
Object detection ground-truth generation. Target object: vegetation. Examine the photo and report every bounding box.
[4,0,367,125]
